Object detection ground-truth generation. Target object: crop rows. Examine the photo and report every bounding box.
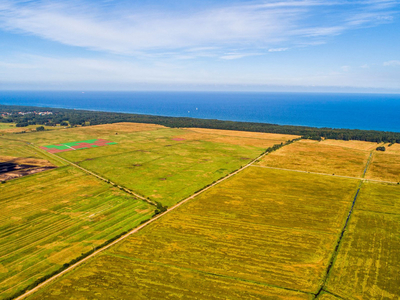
[0,166,153,299]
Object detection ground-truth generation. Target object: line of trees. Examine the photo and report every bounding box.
[1,104,399,143]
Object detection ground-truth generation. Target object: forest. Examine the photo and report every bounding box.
[1,104,399,143]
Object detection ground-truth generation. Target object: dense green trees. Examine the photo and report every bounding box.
[1,104,399,143]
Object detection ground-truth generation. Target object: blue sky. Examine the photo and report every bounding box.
[0,0,399,92]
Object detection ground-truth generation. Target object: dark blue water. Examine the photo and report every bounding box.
[1,91,400,132]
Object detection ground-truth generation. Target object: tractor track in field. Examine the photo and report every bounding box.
[12,146,272,300]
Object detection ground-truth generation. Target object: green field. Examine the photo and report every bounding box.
[325,182,400,299]
[0,166,153,299]
[27,167,360,299]
[12,123,279,206]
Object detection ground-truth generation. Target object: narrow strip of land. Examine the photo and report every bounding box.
[14,148,271,300]
[313,149,374,299]
[252,165,397,184]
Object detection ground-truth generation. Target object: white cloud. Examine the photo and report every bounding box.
[341,66,351,72]
[268,48,288,52]
[0,0,397,57]
[384,60,400,66]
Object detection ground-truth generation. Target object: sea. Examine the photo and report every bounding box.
[1,91,400,132]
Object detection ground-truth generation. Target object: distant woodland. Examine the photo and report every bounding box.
[1,104,399,143]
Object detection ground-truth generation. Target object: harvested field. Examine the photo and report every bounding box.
[187,127,300,140]
[384,143,400,154]
[365,152,400,182]
[326,210,400,299]
[320,139,379,151]
[257,139,370,177]
[356,182,400,215]
[31,167,360,299]
[29,255,312,300]
[0,166,153,299]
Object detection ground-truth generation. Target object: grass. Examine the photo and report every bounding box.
[0,166,153,299]
[355,181,400,215]
[77,139,262,206]
[320,139,379,151]
[365,152,400,182]
[325,210,400,299]
[29,255,312,300]
[0,123,59,134]
[316,292,341,299]
[257,139,371,177]
[4,123,279,206]
[29,167,360,298]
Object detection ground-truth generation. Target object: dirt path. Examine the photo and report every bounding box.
[251,165,398,185]
[14,149,270,300]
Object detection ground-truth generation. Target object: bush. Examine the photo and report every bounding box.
[376,146,386,151]
[36,126,45,131]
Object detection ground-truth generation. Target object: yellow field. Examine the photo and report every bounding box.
[257,139,370,177]
[29,255,312,300]
[28,167,360,299]
[320,139,379,151]
[316,292,341,300]
[365,152,400,182]
[355,182,400,215]
[0,167,153,299]
[325,210,400,299]
[384,143,400,154]
[187,127,300,140]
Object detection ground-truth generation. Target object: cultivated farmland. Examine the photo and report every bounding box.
[1,122,399,300]
[365,152,400,182]
[10,123,291,206]
[0,166,153,299]
[325,182,400,299]
[27,167,360,299]
[257,139,371,177]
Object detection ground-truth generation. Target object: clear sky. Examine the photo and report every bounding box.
[1,0,399,92]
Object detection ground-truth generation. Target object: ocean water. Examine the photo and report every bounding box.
[1,91,400,132]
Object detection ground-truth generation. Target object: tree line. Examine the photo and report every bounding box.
[1,104,399,143]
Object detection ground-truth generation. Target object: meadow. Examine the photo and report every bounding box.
[257,139,371,177]
[0,166,153,299]
[27,167,360,299]
[8,122,293,206]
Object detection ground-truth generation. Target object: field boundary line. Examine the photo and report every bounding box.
[251,165,398,184]
[314,152,374,299]
[28,144,157,207]
[108,253,313,296]
[14,144,276,300]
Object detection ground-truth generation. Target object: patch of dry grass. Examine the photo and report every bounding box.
[258,140,370,177]
[366,152,400,182]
